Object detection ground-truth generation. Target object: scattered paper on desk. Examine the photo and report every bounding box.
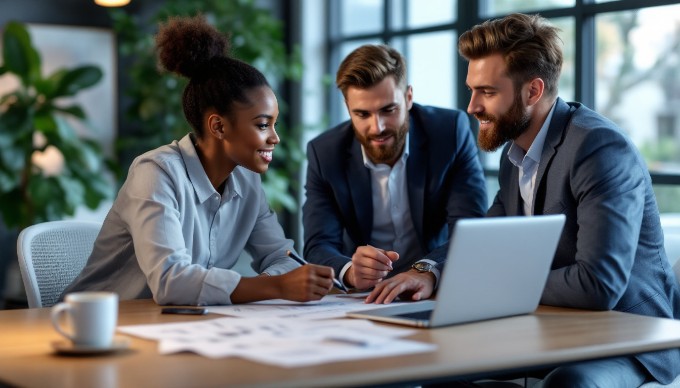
[207,293,428,320]
[118,317,436,367]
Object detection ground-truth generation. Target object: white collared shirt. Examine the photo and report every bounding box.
[339,134,436,287]
[508,102,557,215]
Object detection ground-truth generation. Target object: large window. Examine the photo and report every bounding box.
[326,0,680,212]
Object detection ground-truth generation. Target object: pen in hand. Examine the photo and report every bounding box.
[286,250,348,293]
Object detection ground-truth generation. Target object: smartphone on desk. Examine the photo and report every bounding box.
[161,307,208,315]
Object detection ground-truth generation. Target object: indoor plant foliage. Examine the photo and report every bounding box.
[112,0,303,212]
[0,21,112,230]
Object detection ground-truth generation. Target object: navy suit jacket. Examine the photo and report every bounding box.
[303,103,487,276]
[488,98,680,383]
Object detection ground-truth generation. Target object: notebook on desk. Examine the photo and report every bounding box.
[346,214,566,328]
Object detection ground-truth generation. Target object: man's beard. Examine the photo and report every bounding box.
[477,91,531,152]
[357,119,408,165]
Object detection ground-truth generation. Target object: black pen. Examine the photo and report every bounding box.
[286,250,348,292]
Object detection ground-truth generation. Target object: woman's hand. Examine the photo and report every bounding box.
[231,264,334,303]
[277,264,335,302]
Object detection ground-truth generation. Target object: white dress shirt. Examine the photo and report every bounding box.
[339,134,439,287]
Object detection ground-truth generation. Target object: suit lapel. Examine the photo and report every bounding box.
[507,165,523,216]
[406,117,426,242]
[347,138,373,244]
[532,98,570,214]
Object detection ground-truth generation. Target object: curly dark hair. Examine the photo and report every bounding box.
[156,15,270,136]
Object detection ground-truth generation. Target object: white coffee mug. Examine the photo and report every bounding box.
[51,292,118,348]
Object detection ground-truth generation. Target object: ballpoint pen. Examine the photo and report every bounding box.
[286,250,348,292]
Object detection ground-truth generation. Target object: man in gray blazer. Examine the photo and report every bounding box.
[459,13,680,387]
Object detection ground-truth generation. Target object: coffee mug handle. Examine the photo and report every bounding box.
[51,303,75,342]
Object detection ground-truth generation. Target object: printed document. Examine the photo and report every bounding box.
[118,316,435,367]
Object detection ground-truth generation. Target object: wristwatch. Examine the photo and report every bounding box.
[411,261,434,273]
[411,261,439,287]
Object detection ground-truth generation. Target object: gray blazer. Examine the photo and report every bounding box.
[488,98,680,384]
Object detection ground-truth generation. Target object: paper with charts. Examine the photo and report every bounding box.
[207,292,428,320]
[118,316,435,367]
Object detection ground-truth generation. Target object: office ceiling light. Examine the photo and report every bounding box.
[94,0,130,6]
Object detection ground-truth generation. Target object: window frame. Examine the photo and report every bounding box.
[325,0,680,186]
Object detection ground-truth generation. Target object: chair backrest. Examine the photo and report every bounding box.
[17,220,102,308]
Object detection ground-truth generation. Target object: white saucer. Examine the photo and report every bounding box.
[51,336,131,355]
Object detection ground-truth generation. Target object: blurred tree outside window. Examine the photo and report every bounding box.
[326,0,680,212]
[594,4,680,211]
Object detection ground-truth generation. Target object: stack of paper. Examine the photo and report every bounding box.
[118,294,436,367]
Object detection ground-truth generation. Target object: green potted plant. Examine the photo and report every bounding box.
[112,0,304,213]
[0,21,112,230]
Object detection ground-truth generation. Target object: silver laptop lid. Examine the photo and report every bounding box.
[429,214,565,327]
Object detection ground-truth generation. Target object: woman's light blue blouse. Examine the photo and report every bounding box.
[62,134,299,305]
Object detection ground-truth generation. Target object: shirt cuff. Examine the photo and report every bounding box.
[416,259,440,289]
[339,261,353,289]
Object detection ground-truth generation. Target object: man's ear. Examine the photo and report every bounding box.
[405,84,414,110]
[526,78,545,106]
[207,114,225,139]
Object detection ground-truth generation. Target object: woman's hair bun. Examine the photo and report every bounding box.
[156,15,231,78]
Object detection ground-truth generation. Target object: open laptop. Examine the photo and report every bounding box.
[346,214,566,328]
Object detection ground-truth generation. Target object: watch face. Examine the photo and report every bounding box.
[413,262,433,272]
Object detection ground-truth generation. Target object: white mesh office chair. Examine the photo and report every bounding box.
[17,220,102,308]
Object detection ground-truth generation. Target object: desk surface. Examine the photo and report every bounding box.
[1,300,680,388]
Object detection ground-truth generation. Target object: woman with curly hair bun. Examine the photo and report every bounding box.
[61,15,335,305]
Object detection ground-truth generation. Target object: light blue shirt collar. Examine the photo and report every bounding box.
[180,134,241,203]
[507,102,557,215]
[508,102,557,168]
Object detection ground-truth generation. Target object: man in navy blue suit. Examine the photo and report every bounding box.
[302,44,487,304]
[460,13,680,387]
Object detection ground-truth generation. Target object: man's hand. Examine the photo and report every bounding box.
[364,270,435,304]
[344,245,399,290]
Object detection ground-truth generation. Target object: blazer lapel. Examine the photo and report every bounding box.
[347,139,373,244]
[406,118,426,242]
[508,167,523,216]
[533,98,570,214]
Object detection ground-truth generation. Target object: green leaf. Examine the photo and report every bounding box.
[28,176,59,216]
[82,173,111,208]
[35,68,67,97]
[54,105,86,119]
[2,21,41,85]
[0,145,26,172]
[53,115,78,142]
[0,103,32,141]
[55,175,85,213]
[262,171,296,212]
[33,113,59,138]
[0,65,6,76]
[0,168,20,192]
[52,65,103,97]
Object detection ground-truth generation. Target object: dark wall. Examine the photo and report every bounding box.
[0,0,129,28]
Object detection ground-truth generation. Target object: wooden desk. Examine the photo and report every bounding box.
[1,300,680,388]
